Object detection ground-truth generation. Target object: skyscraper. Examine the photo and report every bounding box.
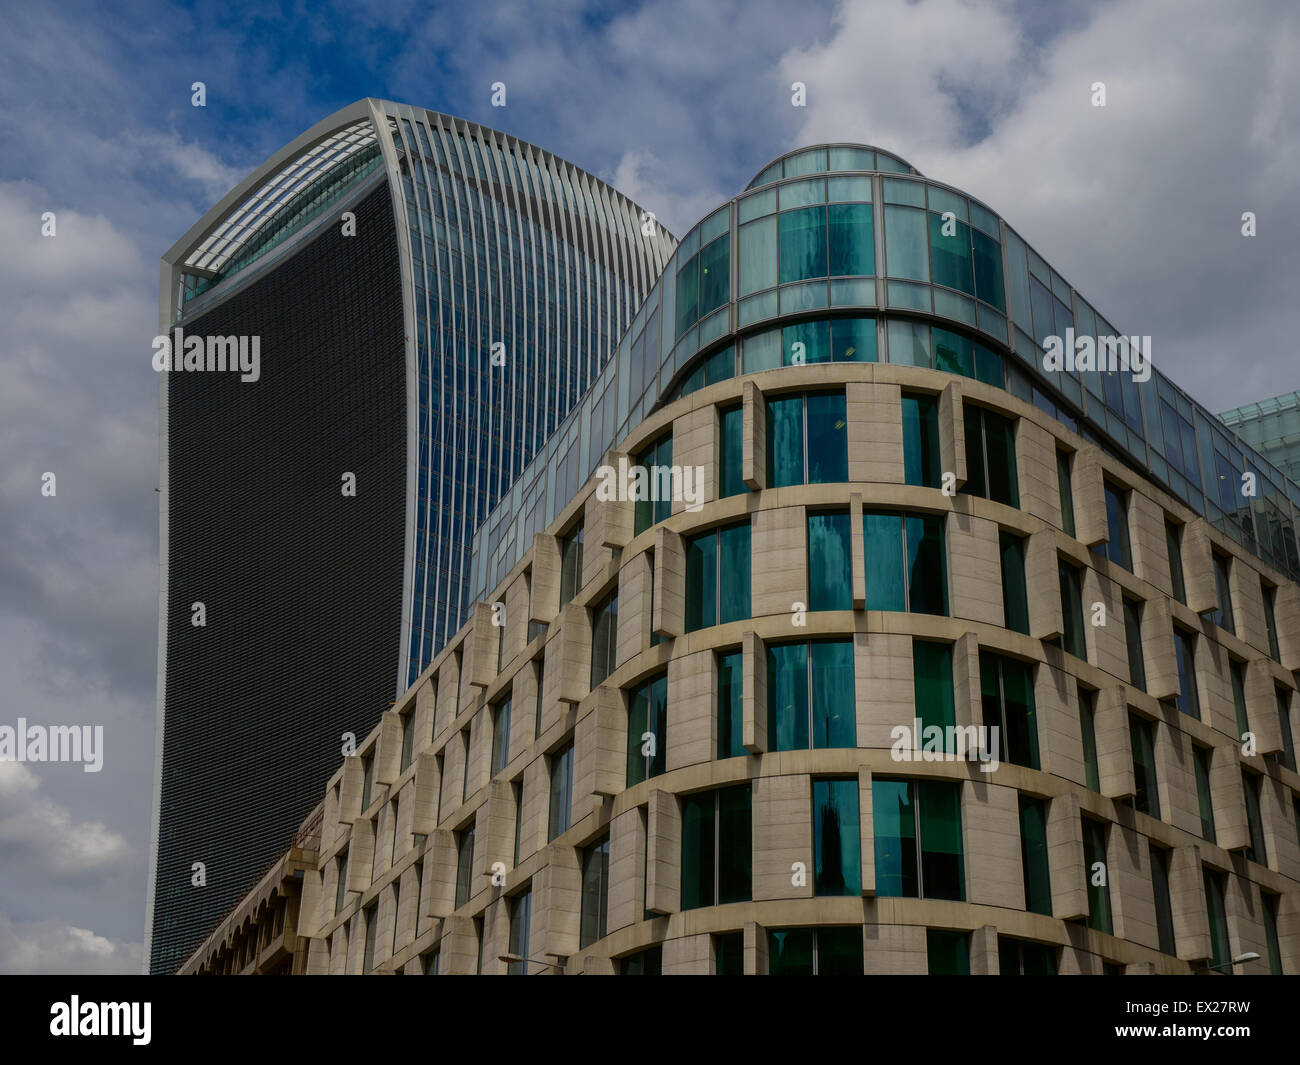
[181,143,1300,976]
[147,98,674,974]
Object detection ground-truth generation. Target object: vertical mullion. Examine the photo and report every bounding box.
[900,513,909,607]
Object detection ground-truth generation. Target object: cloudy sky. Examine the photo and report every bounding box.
[0,0,1296,974]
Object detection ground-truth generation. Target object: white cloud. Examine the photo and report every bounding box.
[0,762,132,876]
[0,914,139,975]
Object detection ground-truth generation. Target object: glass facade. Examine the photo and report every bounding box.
[873,779,964,901]
[627,673,668,786]
[766,392,848,486]
[863,511,947,614]
[685,522,751,630]
[980,652,1038,769]
[767,927,863,975]
[767,640,856,750]
[812,779,861,896]
[681,785,752,910]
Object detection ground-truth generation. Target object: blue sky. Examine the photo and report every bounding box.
[0,0,1296,972]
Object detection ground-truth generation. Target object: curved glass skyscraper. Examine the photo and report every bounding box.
[148,99,674,974]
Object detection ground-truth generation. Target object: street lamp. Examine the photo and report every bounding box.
[1205,951,1260,973]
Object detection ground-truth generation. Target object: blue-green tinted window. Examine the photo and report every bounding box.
[1123,598,1146,691]
[808,511,852,611]
[963,405,1019,508]
[580,837,610,948]
[933,327,973,376]
[873,779,964,900]
[766,395,804,488]
[863,511,947,615]
[1244,771,1268,865]
[682,785,752,910]
[1230,661,1250,740]
[884,205,928,280]
[455,827,475,907]
[779,206,827,283]
[490,697,511,777]
[1079,685,1100,792]
[1264,894,1283,975]
[679,344,734,397]
[783,318,831,364]
[1204,868,1229,969]
[999,937,1057,975]
[1082,817,1112,934]
[902,393,941,488]
[738,215,776,296]
[1000,533,1030,635]
[1263,583,1281,662]
[767,392,847,486]
[1209,553,1235,633]
[634,435,673,535]
[1129,712,1160,818]
[813,779,861,896]
[971,228,1006,312]
[928,213,974,296]
[590,590,618,687]
[1165,521,1186,604]
[827,203,873,276]
[620,946,662,975]
[698,233,729,317]
[675,253,698,337]
[1101,483,1132,570]
[1019,796,1052,916]
[1057,450,1076,537]
[913,641,955,747]
[831,317,876,362]
[767,639,855,751]
[720,405,745,498]
[1277,688,1296,771]
[927,929,970,974]
[1150,845,1176,954]
[1173,627,1200,718]
[685,522,751,631]
[506,889,531,974]
[980,652,1039,769]
[1194,745,1216,842]
[626,672,667,786]
[1059,561,1086,660]
[714,931,744,975]
[974,341,1003,386]
[547,744,573,841]
[717,650,744,759]
[768,927,863,975]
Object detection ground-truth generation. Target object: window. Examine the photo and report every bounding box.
[767,640,856,750]
[902,393,941,488]
[620,945,662,975]
[767,927,863,975]
[1165,520,1186,604]
[1078,685,1100,792]
[720,405,746,498]
[929,211,974,295]
[1019,796,1051,916]
[1129,713,1160,818]
[360,752,374,810]
[766,392,848,487]
[713,931,744,975]
[589,590,618,688]
[1082,817,1112,934]
[1243,771,1268,865]
[1262,582,1281,662]
[808,511,852,611]
[533,657,545,740]
[1150,845,1177,955]
[999,937,1057,975]
[828,203,874,276]
[812,779,861,896]
[884,204,928,280]
[335,851,349,915]
[685,522,751,629]
[490,697,511,777]
[1229,659,1249,741]
[1173,626,1200,718]
[927,929,971,975]
[1122,598,1146,690]
[459,728,470,803]
[399,710,414,773]
[423,948,440,975]
[1100,482,1132,570]
[779,206,828,283]
[634,434,673,535]
[1263,893,1283,975]
[1276,687,1296,772]
[560,525,584,606]
[547,743,573,841]
[362,904,377,973]
[962,405,1019,507]
[506,888,531,975]
[1207,552,1235,634]
[1193,746,1216,842]
[914,641,955,750]
[580,837,610,948]
[627,672,668,786]
[863,510,948,614]
[873,779,964,900]
[512,781,522,867]
[1000,533,1030,635]
[981,652,1038,769]
[1056,450,1076,537]
[1203,868,1229,970]
[717,649,745,759]
[681,784,752,909]
[1059,560,1086,660]
[455,827,475,908]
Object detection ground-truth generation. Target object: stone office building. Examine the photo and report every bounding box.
[180,145,1300,975]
